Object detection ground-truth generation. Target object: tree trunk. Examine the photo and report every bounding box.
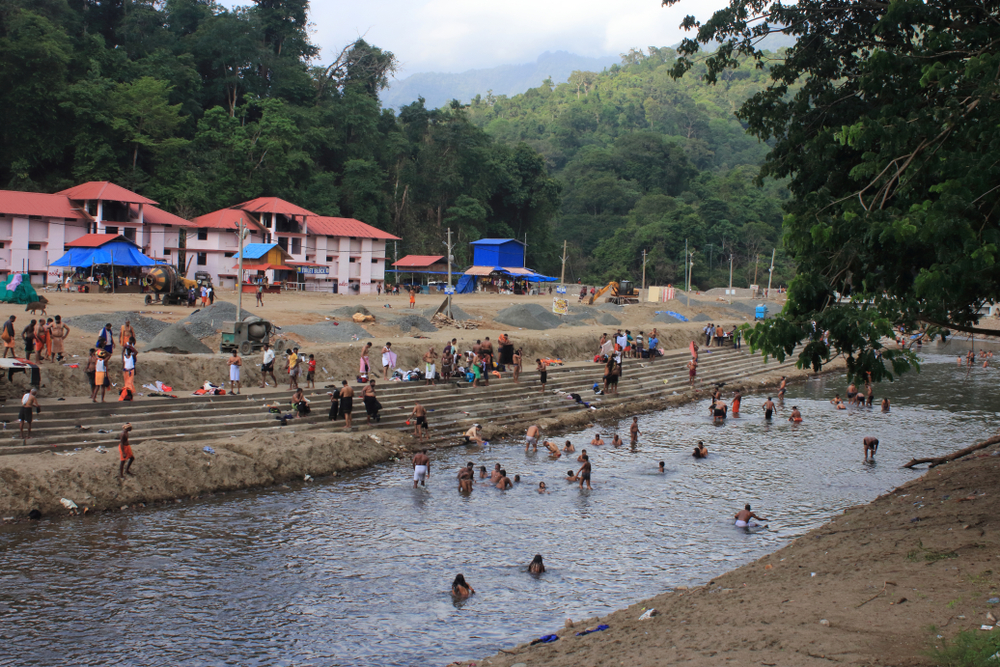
[902,435,1000,469]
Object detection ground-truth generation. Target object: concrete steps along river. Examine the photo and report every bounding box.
[0,346,799,456]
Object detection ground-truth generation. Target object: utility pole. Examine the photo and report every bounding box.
[641,249,647,290]
[560,239,567,286]
[766,247,776,299]
[753,254,760,287]
[729,253,734,290]
[684,238,690,307]
[445,227,454,318]
[236,217,245,322]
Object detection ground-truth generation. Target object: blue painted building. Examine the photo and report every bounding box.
[470,238,524,268]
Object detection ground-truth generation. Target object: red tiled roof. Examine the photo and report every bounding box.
[309,216,400,240]
[191,208,265,231]
[287,261,324,266]
[234,197,316,218]
[392,255,445,268]
[0,191,86,219]
[239,263,296,271]
[66,233,134,248]
[57,181,158,205]
[131,204,195,228]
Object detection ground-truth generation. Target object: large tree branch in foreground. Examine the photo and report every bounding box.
[921,319,1000,337]
[903,435,1000,469]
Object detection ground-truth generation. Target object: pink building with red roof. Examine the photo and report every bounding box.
[188,201,400,293]
[0,182,401,292]
[0,181,191,284]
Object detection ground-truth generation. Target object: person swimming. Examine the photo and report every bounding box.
[658,461,665,473]
[528,554,545,574]
[478,465,488,480]
[458,463,474,493]
[611,433,623,447]
[881,397,890,412]
[452,574,475,598]
[693,441,708,458]
[537,482,547,494]
[565,470,578,482]
[513,474,521,483]
[562,440,575,453]
[734,503,766,528]
[495,469,512,490]
[830,394,846,410]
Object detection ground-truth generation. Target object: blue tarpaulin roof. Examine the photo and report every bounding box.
[50,240,156,267]
[239,243,281,260]
[469,238,524,246]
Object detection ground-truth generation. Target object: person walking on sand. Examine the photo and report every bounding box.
[339,380,354,429]
[18,388,39,439]
[21,319,36,359]
[50,315,69,362]
[408,288,415,309]
[630,417,640,446]
[734,504,766,528]
[2,315,16,358]
[577,454,593,490]
[536,358,548,394]
[410,402,429,440]
[287,348,300,390]
[85,348,97,396]
[260,342,277,388]
[256,283,264,307]
[864,436,879,461]
[121,345,136,399]
[119,319,135,347]
[412,449,430,488]
[92,350,110,402]
[423,347,437,385]
[228,348,242,395]
[118,423,135,479]
[306,354,316,389]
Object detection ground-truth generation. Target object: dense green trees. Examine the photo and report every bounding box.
[0,0,559,269]
[668,0,1000,381]
[466,47,792,286]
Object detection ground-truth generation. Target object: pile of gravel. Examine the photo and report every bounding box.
[144,321,213,354]
[595,302,625,313]
[178,302,241,339]
[691,313,713,322]
[654,312,686,324]
[332,305,374,318]
[283,322,372,343]
[595,312,621,326]
[66,311,171,342]
[560,311,593,324]
[390,314,438,333]
[422,303,475,321]
[494,303,562,330]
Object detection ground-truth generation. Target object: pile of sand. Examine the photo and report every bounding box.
[494,304,562,330]
[144,321,214,354]
[179,302,242,339]
[283,322,372,343]
[66,311,170,342]
[390,314,438,333]
[332,305,374,318]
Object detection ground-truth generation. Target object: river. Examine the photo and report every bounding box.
[1,352,997,666]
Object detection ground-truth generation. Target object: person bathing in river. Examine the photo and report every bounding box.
[712,399,728,424]
[458,462,474,493]
[864,436,879,461]
[830,394,846,410]
[611,433,623,448]
[693,441,708,459]
[452,574,475,598]
[735,504,767,528]
[881,397,891,412]
[566,470,579,482]
[496,469,513,490]
[490,463,502,483]
[537,482,548,494]
[658,461,665,473]
[562,440,575,454]
[630,417,640,445]
[577,455,593,490]
[464,424,484,446]
[591,433,604,446]
[412,449,430,488]
[789,406,803,423]
[731,391,741,416]
[478,466,488,480]
[528,554,546,574]
[543,440,561,457]
[762,397,775,420]
[525,424,540,452]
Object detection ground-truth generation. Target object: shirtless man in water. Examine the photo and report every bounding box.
[693,441,708,458]
[789,406,803,423]
[457,462,474,493]
[611,433,623,448]
[410,402,428,440]
[495,469,513,490]
[543,440,561,457]
[412,450,430,488]
[734,504,767,528]
[590,433,605,446]
[577,455,593,490]
[778,376,787,399]
[830,394,846,410]
[864,436,879,461]
[562,440,575,454]
[577,449,588,462]
[629,417,640,445]
[525,424,540,452]
[762,397,775,420]
[490,463,502,483]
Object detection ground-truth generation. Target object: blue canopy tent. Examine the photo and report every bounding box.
[49,234,157,268]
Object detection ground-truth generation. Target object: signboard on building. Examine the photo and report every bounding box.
[298,266,329,275]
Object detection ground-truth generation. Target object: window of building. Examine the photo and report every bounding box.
[326,256,333,262]
[197,252,207,266]
[28,243,41,251]
[105,226,119,235]
[277,237,289,252]
[291,238,301,254]
[197,228,208,241]
[0,242,5,249]
[349,257,356,263]
[164,248,171,256]
[371,258,378,264]
[224,252,234,258]
[123,227,136,242]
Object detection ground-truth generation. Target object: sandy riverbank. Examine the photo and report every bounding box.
[468,442,1000,667]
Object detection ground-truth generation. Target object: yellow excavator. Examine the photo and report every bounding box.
[589,280,640,305]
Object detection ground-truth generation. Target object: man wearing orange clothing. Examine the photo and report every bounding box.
[118,423,135,479]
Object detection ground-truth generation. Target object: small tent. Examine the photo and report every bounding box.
[0,274,40,304]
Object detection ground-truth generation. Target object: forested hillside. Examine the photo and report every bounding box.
[0,0,558,269]
[467,47,795,288]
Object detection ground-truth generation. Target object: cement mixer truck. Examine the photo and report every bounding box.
[142,265,211,306]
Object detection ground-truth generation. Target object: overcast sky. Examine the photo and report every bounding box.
[220,0,728,77]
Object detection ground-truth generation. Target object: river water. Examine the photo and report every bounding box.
[1,352,998,666]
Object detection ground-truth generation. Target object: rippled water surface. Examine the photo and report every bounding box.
[2,353,999,666]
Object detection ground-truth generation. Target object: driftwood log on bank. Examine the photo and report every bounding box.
[902,434,1000,468]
